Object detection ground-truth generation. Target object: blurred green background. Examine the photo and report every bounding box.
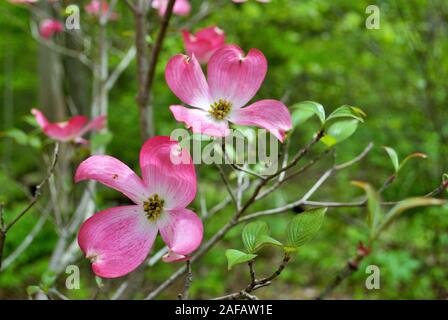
[0,0,447,299]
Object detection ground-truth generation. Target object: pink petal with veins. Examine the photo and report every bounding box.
[208,45,267,109]
[75,155,147,204]
[139,136,197,208]
[158,208,203,258]
[165,54,212,110]
[78,205,157,278]
[230,99,292,142]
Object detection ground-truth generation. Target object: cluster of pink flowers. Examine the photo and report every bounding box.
[29,0,289,278]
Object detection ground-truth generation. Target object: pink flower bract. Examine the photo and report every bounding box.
[85,0,119,20]
[39,19,63,39]
[165,44,292,142]
[152,0,191,17]
[31,109,105,144]
[232,0,270,3]
[182,26,225,64]
[75,136,203,278]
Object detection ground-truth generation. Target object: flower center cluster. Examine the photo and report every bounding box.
[209,99,232,120]
[143,194,164,221]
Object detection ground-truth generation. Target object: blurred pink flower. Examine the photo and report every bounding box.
[152,0,191,17]
[182,26,225,64]
[165,45,292,142]
[75,136,202,278]
[31,109,106,144]
[232,0,270,3]
[85,0,118,20]
[39,19,63,39]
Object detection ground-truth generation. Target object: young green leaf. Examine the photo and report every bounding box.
[351,181,383,236]
[40,271,57,292]
[326,105,366,123]
[321,119,359,147]
[2,128,29,146]
[286,207,326,248]
[255,234,283,250]
[26,285,41,296]
[376,197,446,237]
[291,101,326,125]
[242,221,269,253]
[225,249,257,270]
[398,152,427,172]
[382,146,400,173]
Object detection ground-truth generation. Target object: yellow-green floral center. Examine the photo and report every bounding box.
[143,194,164,221]
[209,99,232,120]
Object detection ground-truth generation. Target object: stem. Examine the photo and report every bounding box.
[0,143,59,270]
[316,253,364,300]
[179,260,192,300]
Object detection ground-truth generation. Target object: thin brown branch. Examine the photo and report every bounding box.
[269,129,325,180]
[217,253,290,300]
[216,164,238,208]
[145,0,176,91]
[0,143,59,269]
[6,143,59,232]
[178,260,192,300]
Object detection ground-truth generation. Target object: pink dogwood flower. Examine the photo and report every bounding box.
[152,0,191,17]
[232,0,270,3]
[165,44,292,142]
[31,109,106,144]
[182,26,225,64]
[39,19,63,39]
[75,136,203,278]
[85,0,118,20]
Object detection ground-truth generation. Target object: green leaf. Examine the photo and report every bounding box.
[255,234,283,250]
[28,135,42,149]
[91,131,113,150]
[398,152,427,172]
[321,119,359,147]
[376,197,446,237]
[291,101,326,125]
[40,271,57,291]
[26,285,41,296]
[2,128,29,145]
[382,146,400,173]
[242,221,269,253]
[242,221,283,252]
[326,105,366,123]
[225,249,257,270]
[23,115,39,127]
[286,208,326,248]
[351,181,383,236]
